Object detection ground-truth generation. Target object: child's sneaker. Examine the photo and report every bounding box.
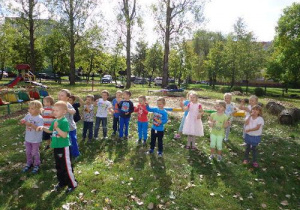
[147,149,154,154]
[65,186,76,194]
[209,154,214,160]
[252,162,259,168]
[22,165,32,173]
[54,183,65,191]
[243,160,249,165]
[174,134,181,139]
[44,145,50,151]
[217,155,222,162]
[158,152,163,158]
[32,165,39,174]
[223,138,229,142]
[136,139,142,144]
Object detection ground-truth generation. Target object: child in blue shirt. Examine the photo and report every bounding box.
[146,97,168,157]
[112,90,122,136]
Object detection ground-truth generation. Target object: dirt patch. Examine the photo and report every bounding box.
[0,109,27,121]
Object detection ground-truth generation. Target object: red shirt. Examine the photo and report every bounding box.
[134,104,148,122]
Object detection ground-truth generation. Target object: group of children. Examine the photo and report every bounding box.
[19,88,264,194]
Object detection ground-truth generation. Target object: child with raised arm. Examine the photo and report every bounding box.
[58,89,80,159]
[224,93,236,141]
[42,96,55,150]
[174,91,192,139]
[134,95,149,145]
[37,101,78,193]
[243,105,264,168]
[82,95,95,142]
[20,100,44,174]
[112,90,122,136]
[208,101,230,161]
[68,95,84,123]
[118,90,134,140]
[182,91,204,150]
[94,90,113,140]
[146,97,168,157]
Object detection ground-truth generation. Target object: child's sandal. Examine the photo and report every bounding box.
[191,147,197,151]
[252,162,259,168]
[243,160,249,165]
[185,146,190,149]
[22,165,31,173]
[32,166,39,174]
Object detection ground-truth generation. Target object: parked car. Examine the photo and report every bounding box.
[101,75,112,83]
[0,70,8,77]
[37,73,48,79]
[168,78,175,83]
[134,77,147,84]
[154,77,162,86]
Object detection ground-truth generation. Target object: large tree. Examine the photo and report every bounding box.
[152,0,205,87]
[118,0,139,89]
[267,3,300,88]
[48,0,97,85]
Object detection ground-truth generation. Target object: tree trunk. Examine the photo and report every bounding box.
[162,0,172,88]
[29,0,35,74]
[125,22,131,89]
[69,0,76,85]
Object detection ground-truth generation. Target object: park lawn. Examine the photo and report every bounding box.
[0,81,299,209]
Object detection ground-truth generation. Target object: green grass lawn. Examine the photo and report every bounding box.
[0,80,299,209]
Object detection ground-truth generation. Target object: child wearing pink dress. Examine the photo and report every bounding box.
[182,91,204,150]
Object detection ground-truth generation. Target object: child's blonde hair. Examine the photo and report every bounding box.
[224,93,232,98]
[86,94,94,101]
[157,97,166,105]
[44,96,55,105]
[102,90,109,96]
[138,95,146,102]
[249,95,258,102]
[116,90,123,95]
[29,100,43,113]
[54,101,68,111]
[60,89,71,97]
[216,100,226,109]
[188,90,198,98]
[252,105,263,116]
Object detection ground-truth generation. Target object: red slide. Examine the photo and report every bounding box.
[7,76,22,88]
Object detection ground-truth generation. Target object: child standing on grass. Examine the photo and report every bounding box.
[134,95,149,145]
[208,101,230,161]
[20,100,44,174]
[243,105,264,168]
[82,95,95,142]
[118,90,134,140]
[224,93,236,142]
[42,96,55,150]
[112,90,122,136]
[94,90,113,140]
[146,97,168,157]
[239,95,259,145]
[174,91,192,139]
[182,91,204,150]
[58,89,80,159]
[68,95,84,123]
[37,101,78,193]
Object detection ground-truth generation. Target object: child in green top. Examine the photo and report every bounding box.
[208,101,230,161]
[37,101,78,194]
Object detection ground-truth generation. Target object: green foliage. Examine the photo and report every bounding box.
[219,86,231,93]
[254,87,265,96]
[232,86,243,93]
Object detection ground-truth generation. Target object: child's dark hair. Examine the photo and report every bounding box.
[123,90,131,97]
[86,94,94,101]
[102,90,109,96]
[60,89,71,97]
[69,95,76,101]
[252,105,263,116]
[44,96,55,105]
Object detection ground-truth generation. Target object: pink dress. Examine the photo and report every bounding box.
[182,102,204,136]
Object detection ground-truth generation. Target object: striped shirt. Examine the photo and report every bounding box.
[43,106,55,128]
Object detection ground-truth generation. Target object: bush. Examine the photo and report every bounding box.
[220,86,231,93]
[232,86,243,93]
[254,87,265,96]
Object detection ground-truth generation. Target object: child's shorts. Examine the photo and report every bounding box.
[245,134,261,146]
[210,134,223,150]
[42,131,51,141]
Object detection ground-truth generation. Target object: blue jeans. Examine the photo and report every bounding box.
[83,121,93,140]
[113,116,120,134]
[94,117,107,138]
[69,129,80,158]
[119,117,130,138]
[138,121,148,141]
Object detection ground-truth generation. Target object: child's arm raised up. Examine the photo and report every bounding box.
[75,95,84,106]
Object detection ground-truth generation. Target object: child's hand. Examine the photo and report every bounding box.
[125,112,129,115]
[25,121,32,127]
[20,119,26,124]
[36,126,43,131]
[226,120,231,126]
[54,121,58,129]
